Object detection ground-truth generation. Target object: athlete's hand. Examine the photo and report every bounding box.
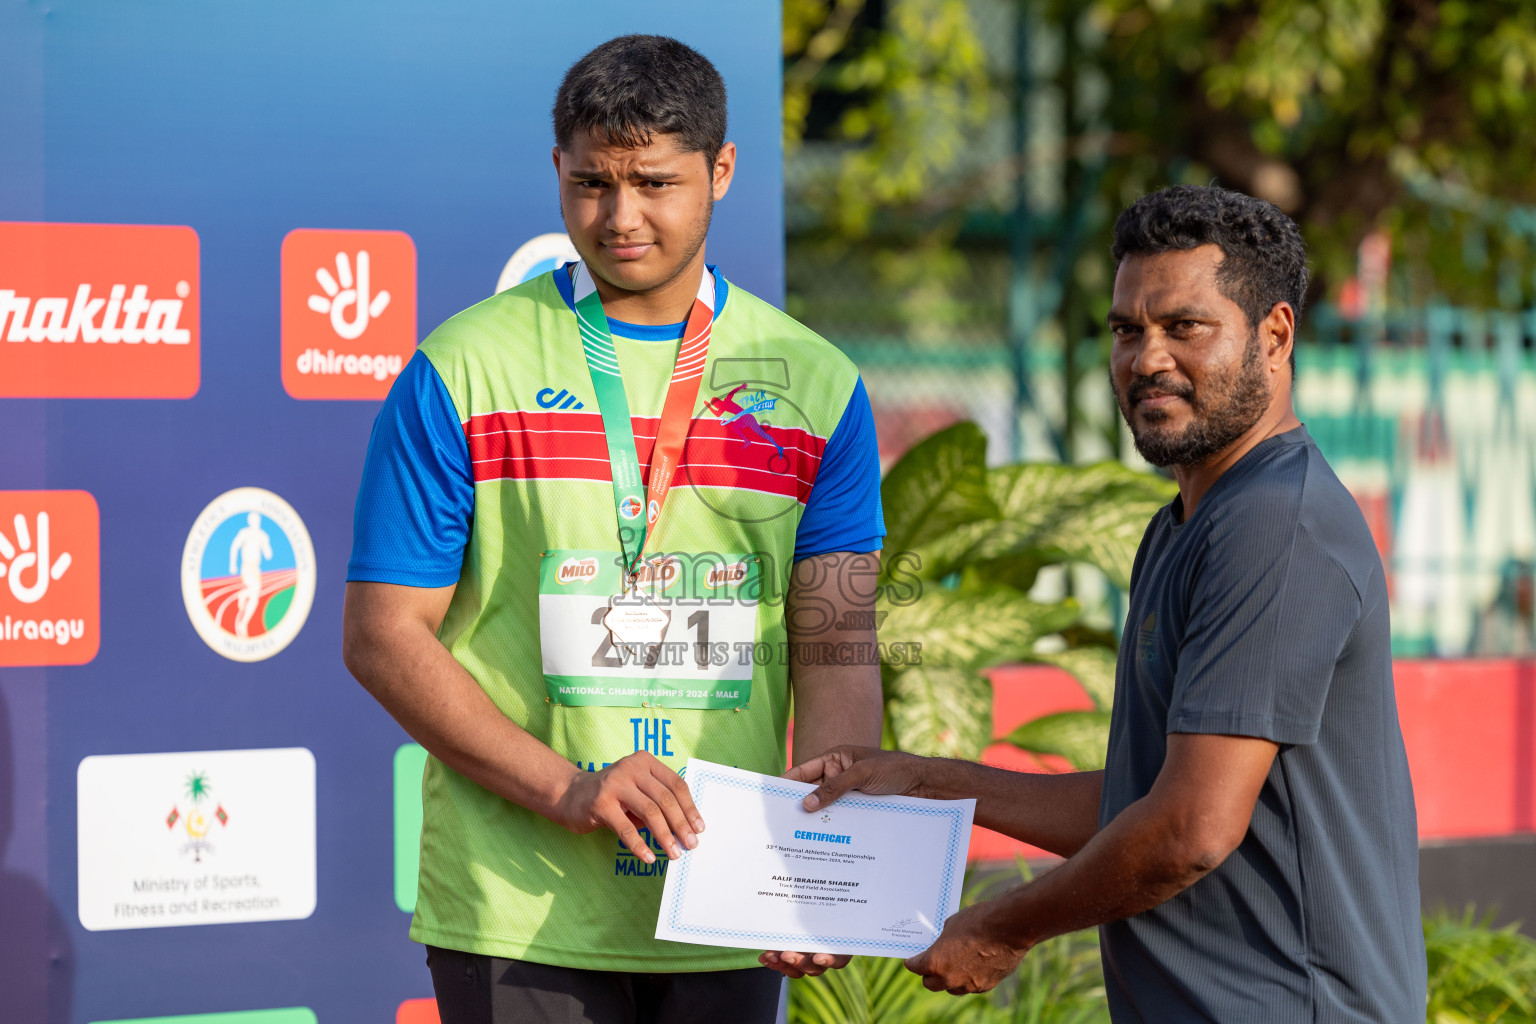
[784,746,932,810]
[552,751,703,863]
[758,949,851,979]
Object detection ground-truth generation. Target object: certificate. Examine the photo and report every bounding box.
[655,759,975,958]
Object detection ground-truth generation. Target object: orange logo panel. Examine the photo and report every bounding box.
[0,491,100,666]
[396,999,440,1024]
[0,222,200,398]
[282,228,417,400]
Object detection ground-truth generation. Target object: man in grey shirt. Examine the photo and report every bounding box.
[767,185,1427,1022]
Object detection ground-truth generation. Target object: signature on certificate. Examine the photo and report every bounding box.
[881,916,924,937]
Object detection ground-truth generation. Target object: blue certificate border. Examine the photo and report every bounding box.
[662,767,969,955]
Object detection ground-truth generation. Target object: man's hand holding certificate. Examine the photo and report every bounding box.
[654,758,975,960]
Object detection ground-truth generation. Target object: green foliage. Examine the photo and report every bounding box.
[788,930,1110,1024]
[789,864,1109,1024]
[881,587,1081,675]
[1003,711,1115,772]
[876,421,1175,771]
[1027,646,1117,711]
[788,893,1536,1023]
[1086,0,1536,303]
[784,0,992,239]
[878,421,998,585]
[887,665,995,760]
[923,461,1177,591]
[787,0,1536,324]
[1425,908,1536,1023]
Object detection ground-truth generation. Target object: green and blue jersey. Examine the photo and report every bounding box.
[348,266,883,970]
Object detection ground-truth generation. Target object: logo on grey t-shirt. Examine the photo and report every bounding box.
[1136,612,1160,670]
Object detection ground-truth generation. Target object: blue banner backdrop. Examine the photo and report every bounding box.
[0,3,784,1022]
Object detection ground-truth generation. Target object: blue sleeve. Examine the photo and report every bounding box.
[794,376,886,559]
[346,352,475,587]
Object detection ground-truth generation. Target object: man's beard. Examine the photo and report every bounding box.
[1113,332,1270,468]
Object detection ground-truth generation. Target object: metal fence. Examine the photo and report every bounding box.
[830,304,1536,658]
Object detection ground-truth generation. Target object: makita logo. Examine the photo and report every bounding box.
[557,558,599,584]
[704,561,748,590]
[0,284,192,345]
[0,222,201,399]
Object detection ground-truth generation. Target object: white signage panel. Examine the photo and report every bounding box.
[77,747,317,930]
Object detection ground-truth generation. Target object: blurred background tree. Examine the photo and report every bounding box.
[785,0,1536,330]
[784,0,1536,460]
[784,0,1536,657]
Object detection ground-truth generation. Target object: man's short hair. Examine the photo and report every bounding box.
[1111,185,1308,361]
[553,35,727,165]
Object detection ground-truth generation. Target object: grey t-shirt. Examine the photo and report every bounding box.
[1099,427,1425,1023]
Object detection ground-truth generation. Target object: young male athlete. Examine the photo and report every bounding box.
[342,35,885,1024]
[774,186,1427,1022]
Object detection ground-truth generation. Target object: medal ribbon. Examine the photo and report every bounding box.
[571,261,715,582]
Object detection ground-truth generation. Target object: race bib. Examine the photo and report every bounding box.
[539,549,759,710]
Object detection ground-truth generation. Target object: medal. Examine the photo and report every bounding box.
[570,261,716,649]
[602,587,672,652]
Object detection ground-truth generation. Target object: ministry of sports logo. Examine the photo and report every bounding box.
[181,488,315,662]
[164,769,230,863]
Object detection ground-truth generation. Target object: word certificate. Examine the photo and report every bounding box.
[655,759,975,957]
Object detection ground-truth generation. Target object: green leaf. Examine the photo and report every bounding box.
[922,461,1175,588]
[886,665,993,760]
[1028,645,1120,712]
[788,954,923,1024]
[879,587,1081,673]
[877,422,997,584]
[1424,907,1536,1022]
[1005,710,1113,771]
[964,553,1049,594]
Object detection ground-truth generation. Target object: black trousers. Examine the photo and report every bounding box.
[426,945,784,1024]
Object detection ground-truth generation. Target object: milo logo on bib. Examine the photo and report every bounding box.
[538,548,761,710]
[633,556,682,595]
[704,560,748,590]
[556,557,600,585]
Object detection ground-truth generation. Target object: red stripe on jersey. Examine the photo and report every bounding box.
[465,410,827,503]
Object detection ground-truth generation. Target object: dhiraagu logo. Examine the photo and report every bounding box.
[90,1009,316,1024]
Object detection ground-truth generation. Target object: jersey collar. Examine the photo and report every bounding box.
[552,262,729,341]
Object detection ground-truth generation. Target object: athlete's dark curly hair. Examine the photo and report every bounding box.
[1112,185,1308,367]
[553,35,727,166]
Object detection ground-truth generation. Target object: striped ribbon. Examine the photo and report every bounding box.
[571,261,715,583]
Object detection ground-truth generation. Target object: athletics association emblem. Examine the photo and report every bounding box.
[686,358,812,525]
[706,384,787,471]
[496,232,581,294]
[181,487,315,662]
[618,495,643,520]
